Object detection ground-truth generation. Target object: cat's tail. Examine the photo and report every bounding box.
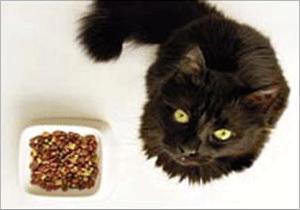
[78,0,221,62]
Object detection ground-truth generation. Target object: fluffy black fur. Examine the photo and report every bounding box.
[78,0,220,61]
[78,0,289,184]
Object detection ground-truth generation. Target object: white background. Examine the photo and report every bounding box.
[1,1,299,209]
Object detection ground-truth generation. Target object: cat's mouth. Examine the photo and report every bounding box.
[175,154,212,166]
[162,147,212,166]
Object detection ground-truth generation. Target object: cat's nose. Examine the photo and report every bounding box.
[179,146,198,157]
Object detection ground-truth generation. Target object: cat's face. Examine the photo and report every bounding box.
[141,44,287,183]
[156,74,265,166]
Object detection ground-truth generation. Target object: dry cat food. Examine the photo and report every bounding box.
[29,130,99,191]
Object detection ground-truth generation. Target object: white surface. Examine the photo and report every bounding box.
[19,124,117,198]
[1,1,299,209]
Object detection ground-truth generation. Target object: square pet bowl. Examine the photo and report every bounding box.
[19,118,118,198]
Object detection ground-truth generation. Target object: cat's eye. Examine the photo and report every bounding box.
[173,109,189,123]
[213,129,232,141]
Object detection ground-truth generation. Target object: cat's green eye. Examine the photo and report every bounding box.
[213,129,232,141]
[174,109,189,123]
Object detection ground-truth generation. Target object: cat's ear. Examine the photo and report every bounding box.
[243,85,281,112]
[179,46,206,75]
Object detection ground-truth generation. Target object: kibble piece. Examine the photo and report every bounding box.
[67,143,76,150]
[29,130,99,192]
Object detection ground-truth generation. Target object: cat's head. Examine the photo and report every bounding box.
[140,16,289,183]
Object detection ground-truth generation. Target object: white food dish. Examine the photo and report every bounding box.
[19,118,118,199]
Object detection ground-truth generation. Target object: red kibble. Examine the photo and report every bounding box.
[29,130,99,192]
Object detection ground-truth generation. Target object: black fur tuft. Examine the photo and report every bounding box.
[78,0,221,61]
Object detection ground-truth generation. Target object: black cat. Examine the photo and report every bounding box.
[78,0,289,184]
